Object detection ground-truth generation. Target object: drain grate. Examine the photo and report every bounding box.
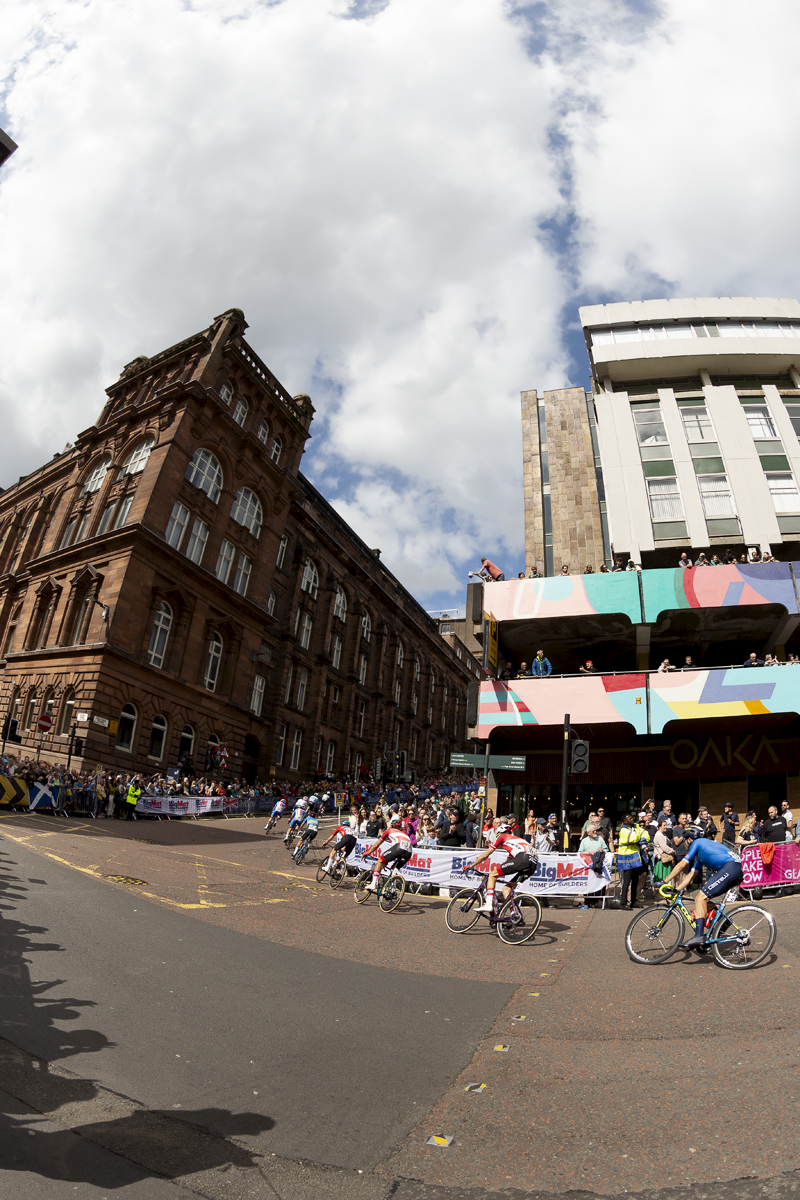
[104,875,147,886]
[132,839,159,845]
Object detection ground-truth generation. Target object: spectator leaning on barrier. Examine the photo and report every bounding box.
[531,649,552,677]
[534,819,552,854]
[760,805,787,843]
[743,652,765,667]
[737,813,759,846]
[515,661,530,678]
[678,552,693,568]
[560,564,570,576]
[682,656,696,671]
[658,659,676,672]
[579,660,596,674]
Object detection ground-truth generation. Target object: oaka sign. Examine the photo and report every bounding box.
[669,733,779,773]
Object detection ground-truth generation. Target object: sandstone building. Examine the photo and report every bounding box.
[0,309,472,781]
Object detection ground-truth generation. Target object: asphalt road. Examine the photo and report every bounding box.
[5,814,800,1200]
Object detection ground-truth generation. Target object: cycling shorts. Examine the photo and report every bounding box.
[499,851,538,880]
[304,828,317,842]
[335,834,357,856]
[701,860,743,900]
[289,814,305,827]
[380,844,413,869]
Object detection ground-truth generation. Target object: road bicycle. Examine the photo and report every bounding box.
[353,855,408,913]
[316,844,350,888]
[264,810,284,834]
[445,870,542,945]
[291,832,315,865]
[625,883,776,970]
[283,825,303,851]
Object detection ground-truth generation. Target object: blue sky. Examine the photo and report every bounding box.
[1,0,799,613]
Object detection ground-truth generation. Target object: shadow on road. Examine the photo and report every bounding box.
[0,844,275,1189]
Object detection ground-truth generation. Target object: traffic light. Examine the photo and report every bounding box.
[2,717,22,743]
[570,739,589,774]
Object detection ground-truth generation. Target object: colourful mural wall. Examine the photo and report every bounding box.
[482,574,641,624]
[641,563,798,622]
[476,667,800,739]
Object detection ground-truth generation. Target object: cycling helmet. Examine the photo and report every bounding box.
[390,815,403,827]
[685,825,702,841]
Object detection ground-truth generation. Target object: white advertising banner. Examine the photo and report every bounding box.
[345,840,612,896]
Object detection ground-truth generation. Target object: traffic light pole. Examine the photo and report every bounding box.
[561,713,570,848]
[66,722,77,772]
[477,739,490,849]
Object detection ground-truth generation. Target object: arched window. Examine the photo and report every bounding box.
[116,702,137,752]
[148,715,167,760]
[333,586,347,621]
[204,633,223,691]
[117,437,154,479]
[178,725,195,762]
[269,436,282,465]
[147,602,173,669]
[397,641,404,669]
[300,558,319,599]
[257,421,269,445]
[58,687,75,735]
[22,688,37,731]
[414,657,420,682]
[4,603,22,655]
[219,379,234,405]
[81,458,111,495]
[361,611,371,642]
[185,449,223,503]
[231,487,262,537]
[42,688,56,720]
[267,590,276,616]
[232,397,248,427]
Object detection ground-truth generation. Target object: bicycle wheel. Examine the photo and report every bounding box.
[445,887,484,933]
[712,904,776,970]
[330,856,347,888]
[379,872,406,912]
[496,895,542,944]
[354,870,373,903]
[625,905,683,964]
[315,858,328,883]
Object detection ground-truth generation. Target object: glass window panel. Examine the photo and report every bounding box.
[215,539,235,584]
[681,408,715,442]
[744,406,777,438]
[646,477,683,520]
[665,325,692,339]
[251,674,266,717]
[635,420,669,446]
[231,488,262,537]
[591,330,614,345]
[257,421,269,444]
[698,474,735,517]
[165,502,189,549]
[185,518,208,565]
[113,496,133,529]
[613,327,641,343]
[767,472,800,513]
[185,449,223,503]
[232,398,248,426]
[232,552,252,596]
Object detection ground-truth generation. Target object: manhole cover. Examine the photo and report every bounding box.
[104,875,147,886]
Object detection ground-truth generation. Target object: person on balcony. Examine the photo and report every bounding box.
[560,564,570,576]
[579,660,596,674]
[678,552,693,568]
[723,549,737,564]
[531,650,552,677]
[743,652,764,667]
[479,557,505,581]
[682,656,696,670]
[657,658,676,672]
[515,662,531,678]
[696,553,711,567]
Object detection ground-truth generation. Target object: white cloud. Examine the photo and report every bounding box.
[0,0,581,605]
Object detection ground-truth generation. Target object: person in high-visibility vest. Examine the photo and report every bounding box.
[124,775,141,821]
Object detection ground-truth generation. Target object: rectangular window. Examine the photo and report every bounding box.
[359,655,368,685]
[357,701,365,738]
[276,534,288,569]
[185,518,209,565]
[215,539,235,584]
[315,737,323,771]
[412,729,418,758]
[97,502,116,536]
[296,666,308,710]
[784,403,800,438]
[74,511,92,543]
[300,613,313,650]
[232,552,252,596]
[276,723,286,766]
[251,674,266,717]
[767,472,800,513]
[681,406,715,443]
[395,680,401,705]
[325,742,335,774]
[331,634,342,670]
[284,662,293,704]
[412,692,418,715]
[646,477,683,521]
[698,474,735,517]
[744,405,777,439]
[633,407,669,446]
[114,496,133,529]
[165,502,190,549]
[290,729,303,771]
[59,519,77,550]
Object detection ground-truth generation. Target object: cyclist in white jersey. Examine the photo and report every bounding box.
[468,822,538,913]
[284,796,310,844]
[363,816,413,892]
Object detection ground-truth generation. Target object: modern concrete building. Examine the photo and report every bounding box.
[582,296,800,569]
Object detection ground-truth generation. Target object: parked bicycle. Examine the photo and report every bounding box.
[445,869,542,945]
[625,883,776,969]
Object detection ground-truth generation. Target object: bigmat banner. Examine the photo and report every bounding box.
[345,840,613,896]
[741,843,800,890]
[134,793,230,816]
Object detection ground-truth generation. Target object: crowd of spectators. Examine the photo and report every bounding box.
[478,545,785,583]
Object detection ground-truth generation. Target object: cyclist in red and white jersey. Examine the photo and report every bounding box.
[363,816,413,892]
[319,820,358,875]
[468,821,538,913]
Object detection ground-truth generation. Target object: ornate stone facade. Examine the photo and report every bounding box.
[0,310,471,780]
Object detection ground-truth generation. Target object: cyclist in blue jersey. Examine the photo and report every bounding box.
[301,810,320,845]
[662,828,743,949]
[284,797,310,845]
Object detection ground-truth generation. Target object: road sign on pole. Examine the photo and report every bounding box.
[450,752,525,771]
[37,714,52,734]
